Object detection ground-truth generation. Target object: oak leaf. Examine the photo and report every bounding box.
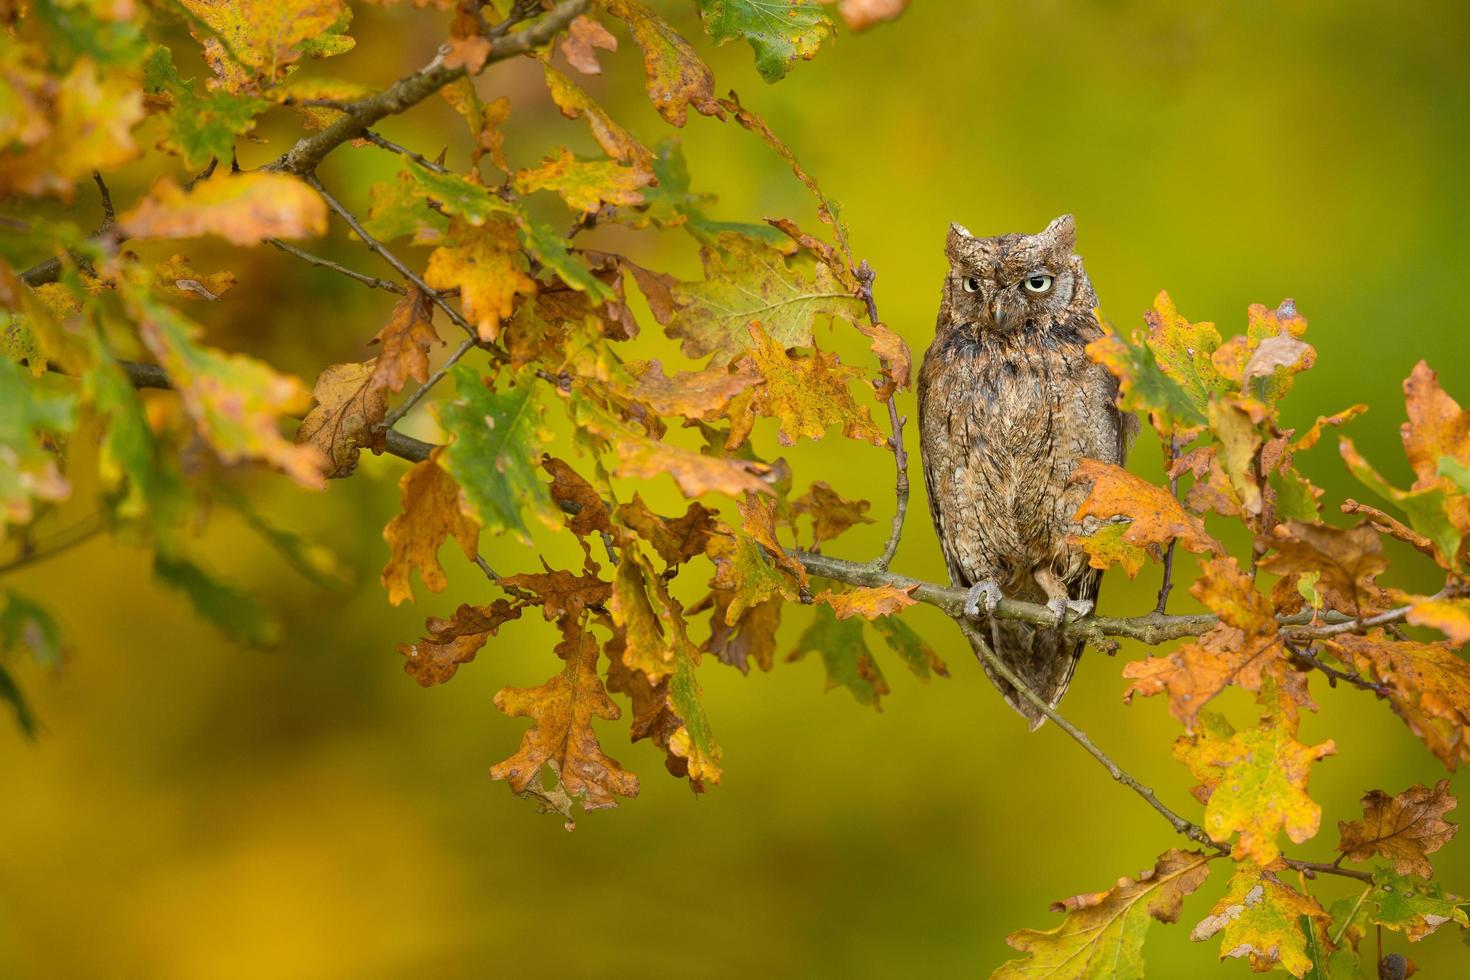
[0,358,76,531]
[150,254,237,302]
[1257,520,1389,616]
[543,456,613,540]
[541,65,653,168]
[706,530,796,625]
[739,323,884,447]
[1407,597,1470,647]
[870,614,947,680]
[1189,864,1331,977]
[369,286,440,394]
[1173,707,1335,864]
[697,592,780,673]
[181,0,352,91]
[604,0,723,127]
[296,361,388,478]
[513,147,652,215]
[380,451,480,605]
[501,563,612,624]
[738,492,807,589]
[698,0,835,83]
[1329,633,1470,769]
[791,480,872,547]
[560,14,618,74]
[1335,780,1459,878]
[817,585,916,620]
[398,599,521,687]
[617,495,719,567]
[789,603,888,708]
[995,849,1212,980]
[619,359,759,420]
[118,173,327,246]
[1071,459,1224,561]
[1331,868,1469,947]
[489,617,639,811]
[424,217,536,342]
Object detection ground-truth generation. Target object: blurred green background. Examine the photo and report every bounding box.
[4,1,1470,976]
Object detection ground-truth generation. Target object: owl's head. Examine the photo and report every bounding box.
[943,214,1097,335]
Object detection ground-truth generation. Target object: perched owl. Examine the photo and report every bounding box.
[917,215,1133,728]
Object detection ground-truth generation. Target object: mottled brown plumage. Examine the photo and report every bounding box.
[918,215,1132,728]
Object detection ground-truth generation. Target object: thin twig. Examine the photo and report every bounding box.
[19,171,119,287]
[267,0,590,176]
[1282,858,1374,884]
[91,171,115,226]
[1156,437,1180,613]
[0,517,106,578]
[384,336,477,427]
[1289,644,1390,696]
[267,237,408,294]
[959,619,1223,849]
[360,130,450,175]
[183,157,218,191]
[855,260,908,572]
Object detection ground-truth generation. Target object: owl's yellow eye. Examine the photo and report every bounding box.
[961,277,982,293]
[1024,274,1054,294]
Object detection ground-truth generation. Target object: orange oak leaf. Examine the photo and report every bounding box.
[1072,458,1224,559]
[296,361,388,478]
[833,0,909,32]
[739,492,808,589]
[818,585,917,620]
[369,287,440,395]
[560,14,618,73]
[620,359,760,421]
[118,173,327,246]
[150,254,237,302]
[443,35,491,73]
[1124,624,1285,732]
[181,0,352,91]
[380,451,479,605]
[792,480,873,547]
[541,65,653,169]
[1408,597,1470,647]
[1336,780,1459,877]
[1402,360,1470,491]
[500,563,612,623]
[398,599,522,687]
[1329,633,1470,770]
[1257,520,1389,616]
[489,617,639,810]
[423,217,536,342]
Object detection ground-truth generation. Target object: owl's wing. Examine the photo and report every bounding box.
[920,440,973,591]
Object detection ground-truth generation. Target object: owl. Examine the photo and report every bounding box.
[917,215,1134,728]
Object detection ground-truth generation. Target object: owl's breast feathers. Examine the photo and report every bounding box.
[918,311,1125,601]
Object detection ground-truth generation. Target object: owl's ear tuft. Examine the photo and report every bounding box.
[1042,214,1076,253]
[946,222,974,260]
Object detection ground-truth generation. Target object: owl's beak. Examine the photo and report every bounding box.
[989,295,1015,333]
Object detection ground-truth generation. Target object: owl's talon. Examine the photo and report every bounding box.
[1046,596,1095,626]
[963,580,1004,619]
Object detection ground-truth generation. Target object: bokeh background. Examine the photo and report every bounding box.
[4,1,1470,976]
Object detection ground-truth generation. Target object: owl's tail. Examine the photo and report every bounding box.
[968,621,1084,731]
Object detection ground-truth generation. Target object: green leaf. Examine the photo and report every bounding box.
[438,364,555,545]
[1355,868,1469,942]
[697,0,836,83]
[869,614,947,681]
[30,0,151,66]
[85,353,190,536]
[666,232,864,363]
[1270,466,1321,523]
[1440,455,1470,494]
[153,554,281,646]
[2,589,66,670]
[215,485,352,591]
[143,46,267,169]
[0,358,77,531]
[0,662,38,738]
[789,603,888,708]
[1341,438,1462,569]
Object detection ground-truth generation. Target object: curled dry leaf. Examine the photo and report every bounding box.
[995,849,1212,980]
[543,456,613,540]
[118,173,327,246]
[500,563,612,623]
[560,14,618,74]
[296,360,388,478]
[696,592,780,673]
[617,495,719,567]
[1335,780,1459,878]
[380,450,480,605]
[398,599,521,687]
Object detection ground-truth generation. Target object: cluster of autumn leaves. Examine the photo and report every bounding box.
[5,2,1470,977]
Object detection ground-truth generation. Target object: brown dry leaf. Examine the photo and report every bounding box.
[1408,598,1470,647]
[380,451,479,605]
[118,173,326,246]
[543,456,613,540]
[1343,498,1438,559]
[604,0,723,127]
[621,359,760,420]
[489,617,639,810]
[698,593,781,673]
[561,14,618,73]
[443,35,491,72]
[1257,520,1389,616]
[739,492,808,590]
[1330,633,1470,770]
[369,286,440,395]
[1072,459,1224,558]
[500,564,612,623]
[424,217,536,342]
[818,585,917,620]
[741,323,883,448]
[296,361,388,478]
[617,495,719,567]
[398,599,521,687]
[1336,780,1459,877]
[791,480,873,548]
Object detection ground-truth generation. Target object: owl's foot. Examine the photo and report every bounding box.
[963,580,1005,619]
[1046,596,1095,626]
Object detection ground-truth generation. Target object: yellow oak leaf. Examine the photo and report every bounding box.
[741,322,883,448]
[380,451,479,605]
[423,217,536,342]
[118,172,327,246]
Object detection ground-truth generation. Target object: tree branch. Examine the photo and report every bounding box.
[383,335,477,428]
[266,0,590,176]
[360,130,451,175]
[855,259,909,572]
[267,237,408,294]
